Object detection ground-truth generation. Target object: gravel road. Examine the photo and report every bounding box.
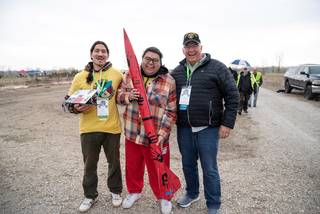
[0,84,319,214]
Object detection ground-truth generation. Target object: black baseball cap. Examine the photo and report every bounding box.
[183,32,201,45]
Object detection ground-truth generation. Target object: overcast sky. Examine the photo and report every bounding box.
[0,0,319,71]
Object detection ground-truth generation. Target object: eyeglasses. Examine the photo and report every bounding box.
[143,57,160,64]
[184,44,200,50]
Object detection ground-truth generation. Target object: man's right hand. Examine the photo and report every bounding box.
[129,88,140,102]
[219,125,231,139]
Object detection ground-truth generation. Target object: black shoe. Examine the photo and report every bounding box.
[244,110,248,113]
[238,111,242,115]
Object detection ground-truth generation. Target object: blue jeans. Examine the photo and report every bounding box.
[249,86,259,107]
[177,127,221,209]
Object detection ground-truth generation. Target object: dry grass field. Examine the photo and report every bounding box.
[0,75,73,88]
[260,72,284,91]
[1,71,320,214]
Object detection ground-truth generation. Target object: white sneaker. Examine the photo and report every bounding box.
[160,199,172,214]
[79,197,97,212]
[122,193,141,209]
[111,193,122,207]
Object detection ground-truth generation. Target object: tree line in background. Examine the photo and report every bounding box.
[0,68,79,87]
[0,65,288,77]
[0,68,79,80]
[256,66,287,73]
[0,66,287,87]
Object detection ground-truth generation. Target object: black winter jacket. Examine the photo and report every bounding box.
[237,72,254,95]
[171,54,239,129]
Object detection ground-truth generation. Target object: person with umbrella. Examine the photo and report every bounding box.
[116,47,177,214]
[171,32,239,214]
[236,66,257,114]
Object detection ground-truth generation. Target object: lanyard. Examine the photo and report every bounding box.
[186,66,192,80]
[185,66,193,87]
[185,55,204,80]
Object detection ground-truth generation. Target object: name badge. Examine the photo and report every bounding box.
[97,97,109,120]
[179,86,191,110]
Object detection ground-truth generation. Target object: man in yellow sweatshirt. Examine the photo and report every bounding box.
[65,41,123,212]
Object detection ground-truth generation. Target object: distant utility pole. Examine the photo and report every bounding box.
[275,52,284,73]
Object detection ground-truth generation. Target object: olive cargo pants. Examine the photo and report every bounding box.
[80,132,122,199]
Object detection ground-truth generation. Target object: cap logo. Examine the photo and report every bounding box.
[186,32,197,39]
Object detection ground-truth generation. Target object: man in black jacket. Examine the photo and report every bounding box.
[171,32,239,214]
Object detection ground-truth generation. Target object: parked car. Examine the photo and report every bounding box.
[284,64,320,100]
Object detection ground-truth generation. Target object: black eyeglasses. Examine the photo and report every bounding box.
[184,44,200,50]
[143,57,160,64]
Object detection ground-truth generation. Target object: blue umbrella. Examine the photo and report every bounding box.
[230,59,251,68]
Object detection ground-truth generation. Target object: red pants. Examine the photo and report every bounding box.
[125,139,170,200]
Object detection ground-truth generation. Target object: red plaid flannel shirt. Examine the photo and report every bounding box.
[117,72,177,145]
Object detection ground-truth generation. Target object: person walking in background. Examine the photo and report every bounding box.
[236,67,256,114]
[64,41,123,212]
[117,47,177,214]
[248,67,263,107]
[171,32,239,214]
[229,67,238,81]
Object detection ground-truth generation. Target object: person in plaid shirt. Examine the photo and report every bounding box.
[116,47,177,214]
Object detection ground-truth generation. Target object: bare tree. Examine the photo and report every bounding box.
[260,59,268,72]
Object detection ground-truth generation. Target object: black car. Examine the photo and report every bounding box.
[284,64,320,100]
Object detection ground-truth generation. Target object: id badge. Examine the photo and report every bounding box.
[179,86,192,110]
[97,97,109,120]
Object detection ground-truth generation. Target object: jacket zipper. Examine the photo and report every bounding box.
[209,100,212,126]
[186,68,193,127]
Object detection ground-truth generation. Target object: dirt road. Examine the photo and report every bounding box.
[0,84,319,214]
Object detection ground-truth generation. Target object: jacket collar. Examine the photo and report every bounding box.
[179,53,211,67]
